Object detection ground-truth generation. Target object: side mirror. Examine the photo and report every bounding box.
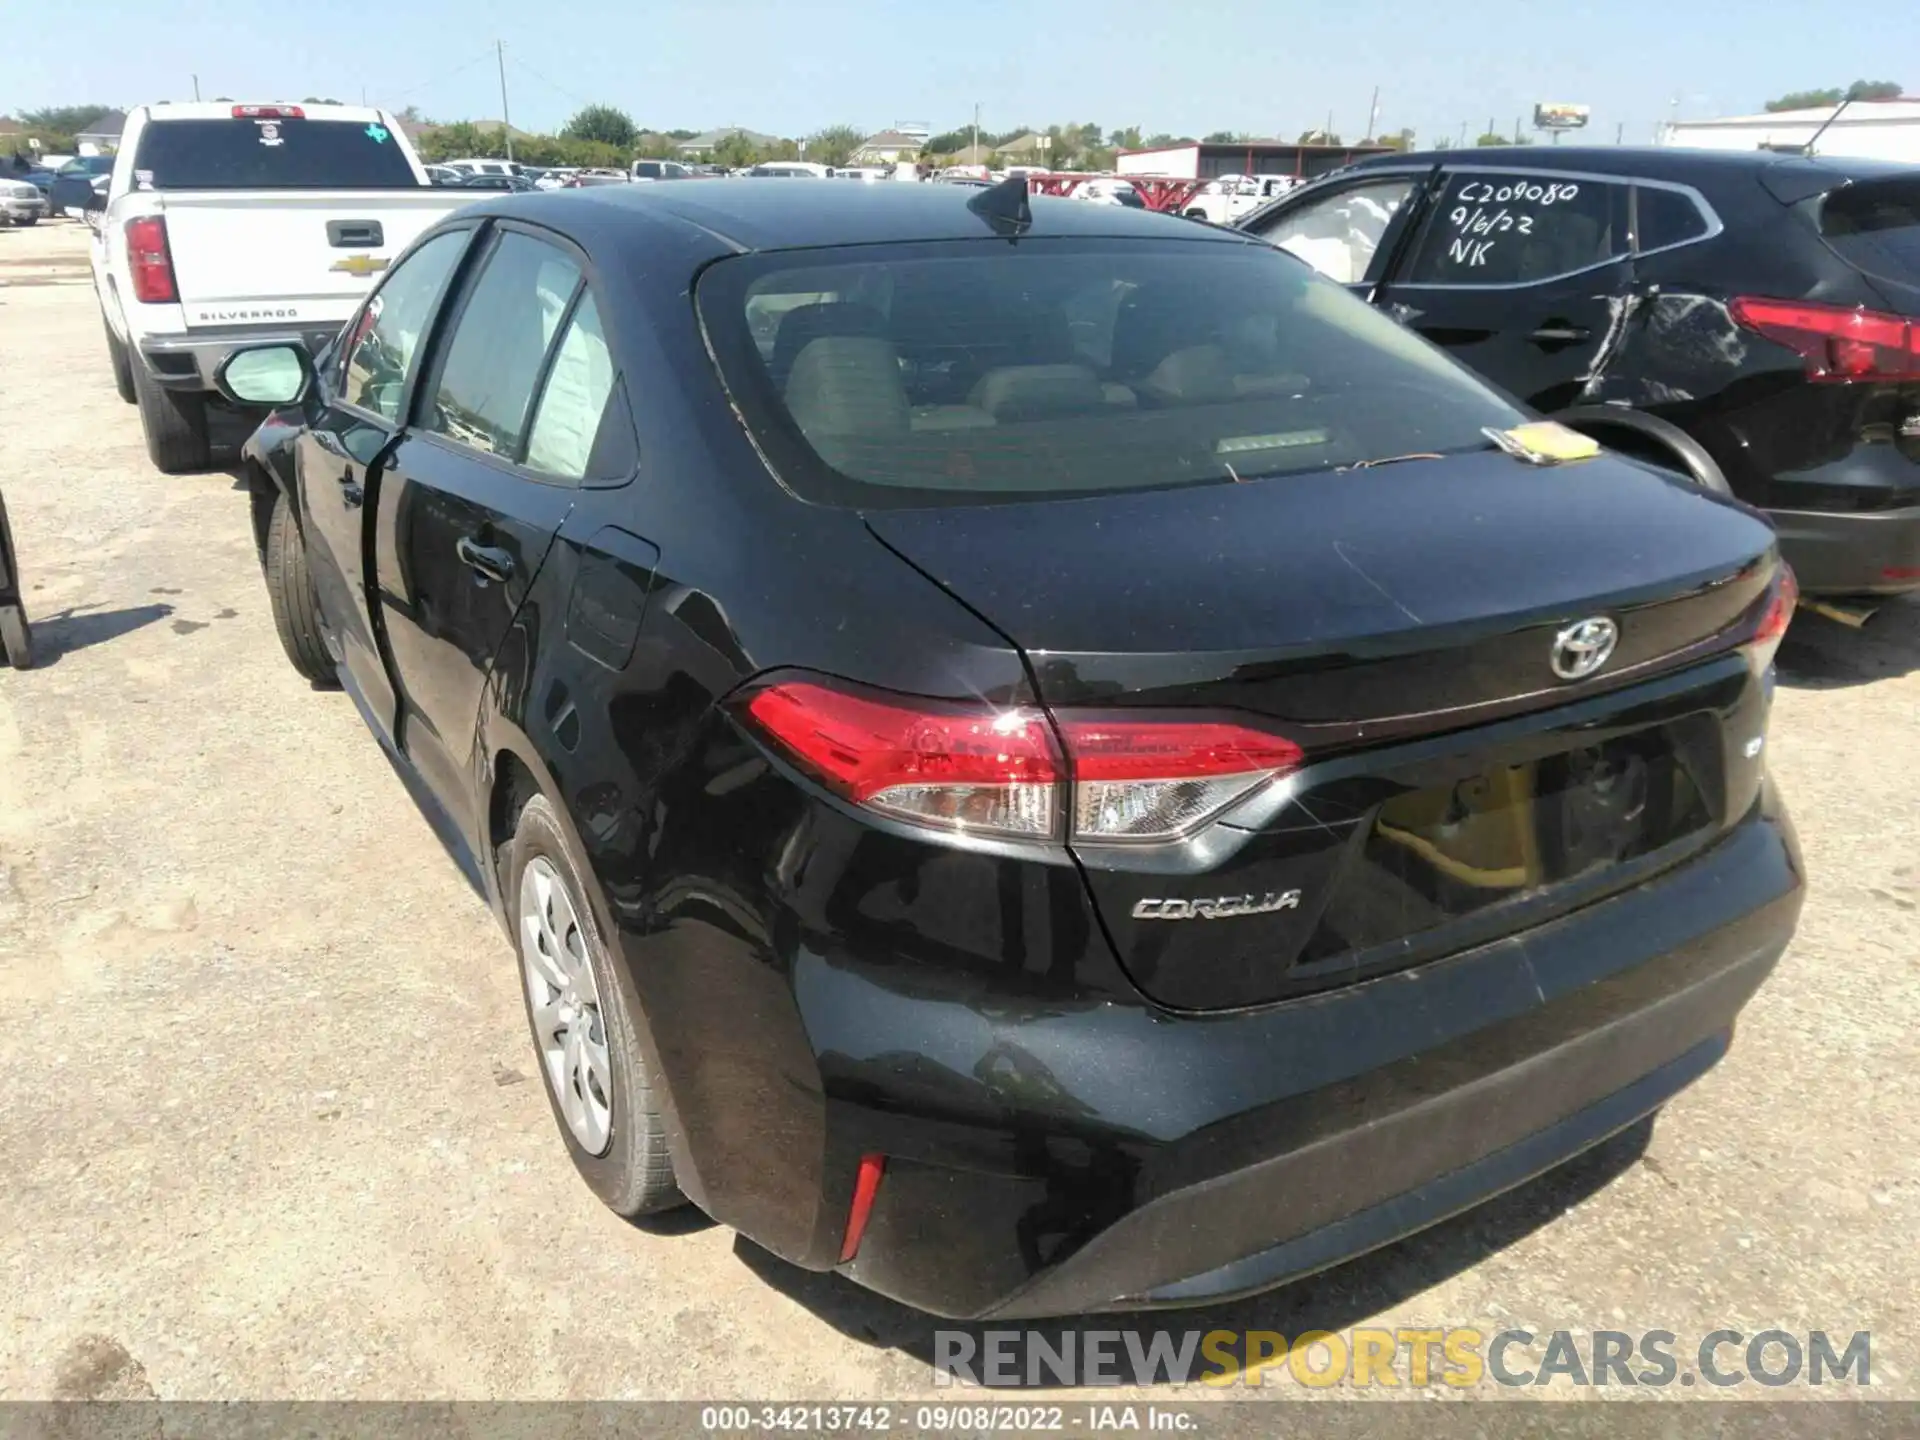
[215,343,312,407]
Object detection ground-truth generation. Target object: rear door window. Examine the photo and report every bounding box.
[131,117,420,189]
[423,231,583,461]
[1635,184,1714,252]
[1819,176,1920,287]
[1402,171,1627,285]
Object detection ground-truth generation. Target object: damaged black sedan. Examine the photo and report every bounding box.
[226,176,1803,1318]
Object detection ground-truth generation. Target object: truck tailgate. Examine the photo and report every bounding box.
[160,190,462,327]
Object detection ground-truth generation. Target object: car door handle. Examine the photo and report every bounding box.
[456,536,515,584]
[1528,322,1592,346]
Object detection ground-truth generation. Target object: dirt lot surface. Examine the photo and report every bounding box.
[1,219,1917,1405]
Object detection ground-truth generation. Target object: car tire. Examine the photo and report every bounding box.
[15,216,35,227]
[263,488,336,686]
[104,319,136,404]
[0,604,32,670]
[507,793,683,1218]
[131,361,212,474]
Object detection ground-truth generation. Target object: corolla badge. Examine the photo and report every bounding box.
[1133,891,1301,921]
[1551,616,1619,681]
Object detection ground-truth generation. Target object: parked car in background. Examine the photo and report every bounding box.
[1,177,48,225]
[25,155,75,192]
[49,154,116,217]
[439,158,522,180]
[1183,173,1297,224]
[425,164,463,186]
[748,161,831,178]
[458,173,537,191]
[631,159,694,181]
[1074,177,1145,207]
[534,168,578,190]
[92,100,457,473]
[835,166,888,183]
[564,170,629,187]
[222,179,1800,1320]
[1239,146,1920,597]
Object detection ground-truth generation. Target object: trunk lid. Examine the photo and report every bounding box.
[158,191,459,326]
[867,452,1781,1010]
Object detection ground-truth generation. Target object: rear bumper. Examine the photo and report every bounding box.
[803,788,1801,1319]
[138,320,346,392]
[1770,503,1920,595]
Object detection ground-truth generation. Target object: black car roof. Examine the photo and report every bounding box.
[1345,144,1916,187]
[465,177,1248,254]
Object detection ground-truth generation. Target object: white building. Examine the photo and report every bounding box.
[1661,100,1920,163]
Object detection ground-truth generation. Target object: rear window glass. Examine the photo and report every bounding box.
[697,240,1524,508]
[1635,185,1712,251]
[1820,179,1920,285]
[132,118,420,190]
[1403,173,1625,285]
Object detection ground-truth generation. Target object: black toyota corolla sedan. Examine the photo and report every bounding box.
[222,178,1804,1319]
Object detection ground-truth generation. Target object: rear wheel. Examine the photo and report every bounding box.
[103,318,135,404]
[131,362,211,474]
[508,794,682,1218]
[263,488,335,685]
[0,604,32,670]
[14,216,35,228]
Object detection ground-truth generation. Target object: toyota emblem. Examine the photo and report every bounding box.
[1551,616,1619,681]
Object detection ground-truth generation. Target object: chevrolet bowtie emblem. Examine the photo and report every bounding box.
[330,254,389,277]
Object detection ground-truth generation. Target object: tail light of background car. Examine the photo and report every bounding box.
[1731,296,1920,383]
[124,215,177,305]
[740,679,1303,845]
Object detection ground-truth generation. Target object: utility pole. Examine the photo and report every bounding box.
[1616,121,1625,145]
[972,102,979,161]
[497,40,514,163]
[1366,86,1380,141]
[191,74,200,100]
[1457,120,1467,147]
[1325,108,1334,142]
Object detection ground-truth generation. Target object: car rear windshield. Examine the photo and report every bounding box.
[1819,176,1920,285]
[697,238,1525,508]
[131,118,420,190]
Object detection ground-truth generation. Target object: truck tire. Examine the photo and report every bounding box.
[131,361,211,474]
[507,792,683,1218]
[104,319,136,404]
[264,488,335,685]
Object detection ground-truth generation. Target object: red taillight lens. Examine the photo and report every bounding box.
[838,1153,886,1263]
[1746,564,1798,673]
[1730,296,1920,383]
[231,104,305,119]
[123,215,177,304]
[1059,716,1304,841]
[743,681,1062,838]
[739,680,1303,845]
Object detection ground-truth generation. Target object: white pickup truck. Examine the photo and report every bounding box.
[1180,173,1300,225]
[92,102,463,472]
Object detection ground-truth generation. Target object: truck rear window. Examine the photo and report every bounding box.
[1820,177,1920,286]
[132,118,420,190]
[697,238,1524,508]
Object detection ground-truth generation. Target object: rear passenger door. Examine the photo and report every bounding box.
[373,224,621,843]
[1374,167,1635,412]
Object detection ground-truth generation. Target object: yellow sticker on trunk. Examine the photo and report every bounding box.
[1485,421,1602,465]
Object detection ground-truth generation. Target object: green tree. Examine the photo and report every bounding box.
[1847,79,1903,101]
[924,129,970,154]
[1765,87,1844,112]
[1474,131,1511,146]
[1202,130,1236,143]
[1107,126,1143,151]
[19,105,112,134]
[711,131,761,169]
[563,104,637,149]
[1144,132,1184,148]
[667,128,698,140]
[300,97,344,105]
[808,124,867,167]
[633,131,680,159]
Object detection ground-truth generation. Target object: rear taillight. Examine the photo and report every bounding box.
[1730,296,1920,383]
[1745,564,1798,674]
[231,104,305,119]
[740,679,1302,845]
[123,215,177,304]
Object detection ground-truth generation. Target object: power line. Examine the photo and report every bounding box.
[388,49,496,103]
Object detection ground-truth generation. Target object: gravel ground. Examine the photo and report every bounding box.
[1,219,1916,1406]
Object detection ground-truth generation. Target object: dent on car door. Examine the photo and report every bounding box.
[373,227,610,847]
[1373,169,1637,412]
[297,226,472,733]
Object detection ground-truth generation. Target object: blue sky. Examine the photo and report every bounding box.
[5,0,1915,146]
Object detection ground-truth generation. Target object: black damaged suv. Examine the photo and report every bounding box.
[1241,146,1920,597]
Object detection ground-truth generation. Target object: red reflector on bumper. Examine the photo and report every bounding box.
[1882,566,1920,580]
[839,1154,887,1263]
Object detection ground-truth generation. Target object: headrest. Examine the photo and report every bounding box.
[968,364,1107,421]
[784,337,909,451]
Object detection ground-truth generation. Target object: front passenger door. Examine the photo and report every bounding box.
[1374,169,1635,412]
[1242,173,1426,293]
